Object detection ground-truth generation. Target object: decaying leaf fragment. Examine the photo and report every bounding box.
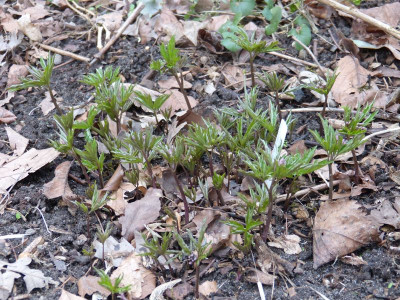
[313,200,380,269]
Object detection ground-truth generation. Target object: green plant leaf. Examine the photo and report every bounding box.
[230,0,255,17]
[265,6,282,35]
[289,21,311,51]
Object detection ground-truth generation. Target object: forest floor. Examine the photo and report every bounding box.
[1,0,400,299]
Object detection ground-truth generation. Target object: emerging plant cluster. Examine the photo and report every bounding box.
[9,33,376,298]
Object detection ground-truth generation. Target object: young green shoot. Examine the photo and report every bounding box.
[259,71,286,121]
[96,222,113,261]
[157,136,190,224]
[310,116,364,201]
[174,221,211,299]
[8,53,62,114]
[233,27,282,87]
[212,172,226,206]
[305,70,339,121]
[94,268,131,300]
[339,103,377,183]
[134,91,170,128]
[225,207,263,253]
[151,36,192,111]
[75,184,108,238]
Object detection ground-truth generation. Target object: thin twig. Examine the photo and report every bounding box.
[264,52,331,73]
[362,127,400,142]
[38,43,90,63]
[291,36,325,76]
[34,200,51,235]
[90,3,144,65]
[316,0,400,40]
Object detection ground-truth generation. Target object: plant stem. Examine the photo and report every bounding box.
[351,149,362,184]
[116,115,121,135]
[216,189,225,206]
[275,91,282,122]
[328,162,333,201]
[283,178,296,211]
[208,151,214,177]
[73,151,91,184]
[48,85,63,114]
[173,72,192,111]
[86,214,91,239]
[262,183,275,242]
[195,264,200,299]
[102,242,105,261]
[144,155,157,188]
[172,169,190,224]
[98,167,104,189]
[250,55,255,88]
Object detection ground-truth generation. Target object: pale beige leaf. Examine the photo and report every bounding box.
[158,76,192,90]
[17,14,42,42]
[199,280,218,297]
[43,161,72,199]
[7,64,28,87]
[77,275,111,297]
[268,234,302,255]
[0,107,16,124]
[162,89,198,113]
[0,148,59,195]
[59,290,86,300]
[6,127,29,156]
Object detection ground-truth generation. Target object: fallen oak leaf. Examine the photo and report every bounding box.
[118,188,162,241]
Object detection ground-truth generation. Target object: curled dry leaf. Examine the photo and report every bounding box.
[59,290,86,300]
[93,236,134,267]
[17,14,42,42]
[7,64,28,86]
[118,188,162,241]
[6,127,28,156]
[43,161,72,199]
[39,91,62,116]
[158,76,192,90]
[268,234,302,255]
[165,282,193,300]
[0,107,17,124]
[245,268,276,286]
[313,200,380,269]
[370,199,400,229]
[199,280,218,297]
[111,252,156,299]
[149,279,181,300]
[162,89,198,113]
[77,275,111,298]
[107,182,136,216]
[340,253,367,266]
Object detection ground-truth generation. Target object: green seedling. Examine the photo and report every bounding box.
[75,136,105,188]
[134,91,170,127]
[198,178,210,205]
[239,182,270,215]
[339,103,376,183]
[310,117,364,201]
[75,184,108,238]
[305,70,339,121]
[151,36,192,111]
[96,222,113,261]
[220,151,235,191]
[185,121,224,181]
[9,53,62,114]
[174,221,211,299]
[96,80,134,134]
[139,232,176,277]
[230,0,255,17]
[81,66,120,92]
[125,128,162,188]
[243,140,327,240]
[157,137,190,224]
[224,26,282,87]
[289,16,312,51]
[125,166,140,187]
[262,0,282,35]
[49,110,91,184]
[94,268,131,300]
[225,207,263,253]
[212,172,226,206]
[259,72,286,121]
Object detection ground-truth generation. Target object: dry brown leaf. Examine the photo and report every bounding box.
[0,107,16,124]
[204,214,231,253]
[102,164,124,192]
[370,199,400,229]
[0,148,59,195]
[111,252,156,299]
[268,234,302,255]
[165,282,193,300]
[288,140,307,155]
[107,182,136,216]
[97,11,123,32]
[1,13,19,33]
[158,76,192,90]
[313,200,380,269]
[206,15,232,31]
[59,289,86,300]
[77,275,111,298]
[17,14,42,42]
[154,9,184,42]
[331,56,381,108]
[164,0,191,14]
[360,2,400,28]
[340,254,367,266]
[222,64,245,89]
[199,280,218,297]
[245,268,276,285]
[43,161,72,199]
[6,127,28,156]
[7,64,28,87]
[162,89,198,113]
[39,91,62,116]
[22,5,50,21]
[389,170,400,186]
[119,188,162,241]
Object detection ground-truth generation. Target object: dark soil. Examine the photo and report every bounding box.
[1,1,400,299]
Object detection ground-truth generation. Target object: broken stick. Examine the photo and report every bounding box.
[39,43,90,63]
[316,0,400,40]
[90,3,145,66]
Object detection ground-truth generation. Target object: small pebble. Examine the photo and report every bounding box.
[25,228,36,235]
